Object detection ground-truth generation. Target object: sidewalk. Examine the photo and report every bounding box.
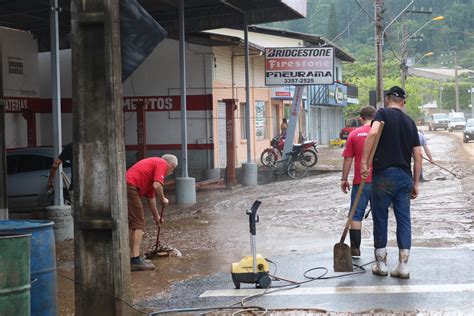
[311,145,344,172]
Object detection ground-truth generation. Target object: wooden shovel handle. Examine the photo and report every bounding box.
[339,121,385,244]
[156,205,165,245]
[422,156,460,178]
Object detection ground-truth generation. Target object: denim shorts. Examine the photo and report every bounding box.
[349,183,372,222]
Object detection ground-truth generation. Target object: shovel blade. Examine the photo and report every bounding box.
[333,243,353,272]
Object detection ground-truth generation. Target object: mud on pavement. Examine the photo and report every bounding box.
[55,129,473,314]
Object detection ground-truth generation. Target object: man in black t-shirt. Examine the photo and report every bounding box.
[361,86,422,279]
[48,143,74,193]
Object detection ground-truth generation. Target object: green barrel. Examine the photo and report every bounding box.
[0,233,31,316]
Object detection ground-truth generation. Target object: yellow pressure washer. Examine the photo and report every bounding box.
[231,200,271,289]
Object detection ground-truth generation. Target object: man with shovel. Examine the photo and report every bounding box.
[341,106,376,257]
[361,86,422,279]
[126,154,178,271]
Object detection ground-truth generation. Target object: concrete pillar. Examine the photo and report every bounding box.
[46,205,73,241]
[71,0,131,314]
[241,163,258,186]
[175,177,196,204]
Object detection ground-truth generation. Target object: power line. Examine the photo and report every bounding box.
[331,6,365,42]
[354,0,375,22]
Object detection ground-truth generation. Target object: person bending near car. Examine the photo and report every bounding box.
[340,105,376,257]
[47,142,73,193]
[126,154,177,271]
[361,86,422,279]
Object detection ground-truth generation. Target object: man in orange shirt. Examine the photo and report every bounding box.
[126,154,177,271]
[341,106,376,257]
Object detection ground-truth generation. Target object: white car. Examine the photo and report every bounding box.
[7,148,72,212]
[448,117,466,132]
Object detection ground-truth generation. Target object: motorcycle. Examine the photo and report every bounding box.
[260,136,318,167]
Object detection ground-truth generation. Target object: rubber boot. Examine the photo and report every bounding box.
[349,229,361,257]
[390,249,410,279]
[372,248,388,276]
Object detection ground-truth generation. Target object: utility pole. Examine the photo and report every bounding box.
[375,0,384,108]
[439,84,443,112]
[0,41,7,220]
[469,76,474,119]
[441,51,459,112]
[471,85,474,119]
[400,23,409,90]
[454,55,460,112]
[71,0,131,314]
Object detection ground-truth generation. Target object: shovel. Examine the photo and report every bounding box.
[422,156,461,179]
[145,206,182,258]
[334,121,385,272]
[145,206,166,258]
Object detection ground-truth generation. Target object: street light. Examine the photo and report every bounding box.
[469,76,474,119]
[401,16,445,89]
[417,51,434,64]
[408,16,445,41]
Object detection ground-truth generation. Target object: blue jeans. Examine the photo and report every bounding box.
[349,183,372,222]
[372,167,413,249]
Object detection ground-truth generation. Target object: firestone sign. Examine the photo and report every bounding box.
[265,47,334,86]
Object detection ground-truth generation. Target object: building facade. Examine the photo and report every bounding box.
[2,26,355,180]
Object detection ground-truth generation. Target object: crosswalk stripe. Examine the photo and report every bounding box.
[200,283,474,298]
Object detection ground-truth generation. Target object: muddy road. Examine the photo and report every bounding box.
[56,128,473,313]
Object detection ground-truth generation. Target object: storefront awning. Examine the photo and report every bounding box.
[0,0,306,52]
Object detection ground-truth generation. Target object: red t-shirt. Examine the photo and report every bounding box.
[126,157,168,198]
[342,125,372,185]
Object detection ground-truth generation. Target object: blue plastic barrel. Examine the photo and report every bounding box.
[0,220,58,316]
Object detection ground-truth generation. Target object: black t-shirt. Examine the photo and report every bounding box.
[372,108,420,175]
[58,143,73,163]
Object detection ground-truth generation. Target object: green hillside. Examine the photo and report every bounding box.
[266,0,474,119]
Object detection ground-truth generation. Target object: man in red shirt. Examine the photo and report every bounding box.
[126,154,178,271]
[341,106,376,257]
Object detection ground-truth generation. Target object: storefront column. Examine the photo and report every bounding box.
[241,13,257,186]
[175,0,196,204]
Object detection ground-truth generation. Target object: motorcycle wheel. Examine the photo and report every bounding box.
[287,159,308,179]
[303,149,318,167]
[260,149,278,166]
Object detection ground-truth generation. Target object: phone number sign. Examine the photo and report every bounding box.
[265,47,334,86]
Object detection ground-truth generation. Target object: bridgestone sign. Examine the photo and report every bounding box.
[265,47,335,86]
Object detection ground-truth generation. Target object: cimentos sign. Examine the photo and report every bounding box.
[265,47,334,86]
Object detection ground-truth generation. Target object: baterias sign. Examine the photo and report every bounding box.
[265,47,334,86]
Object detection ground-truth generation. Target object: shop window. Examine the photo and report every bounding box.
[240,103,247,140]
[8,58,23,75]
[255,101,266,140]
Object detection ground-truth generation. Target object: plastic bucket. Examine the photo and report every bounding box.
[0,233,31,316]
[0,220,57,316]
